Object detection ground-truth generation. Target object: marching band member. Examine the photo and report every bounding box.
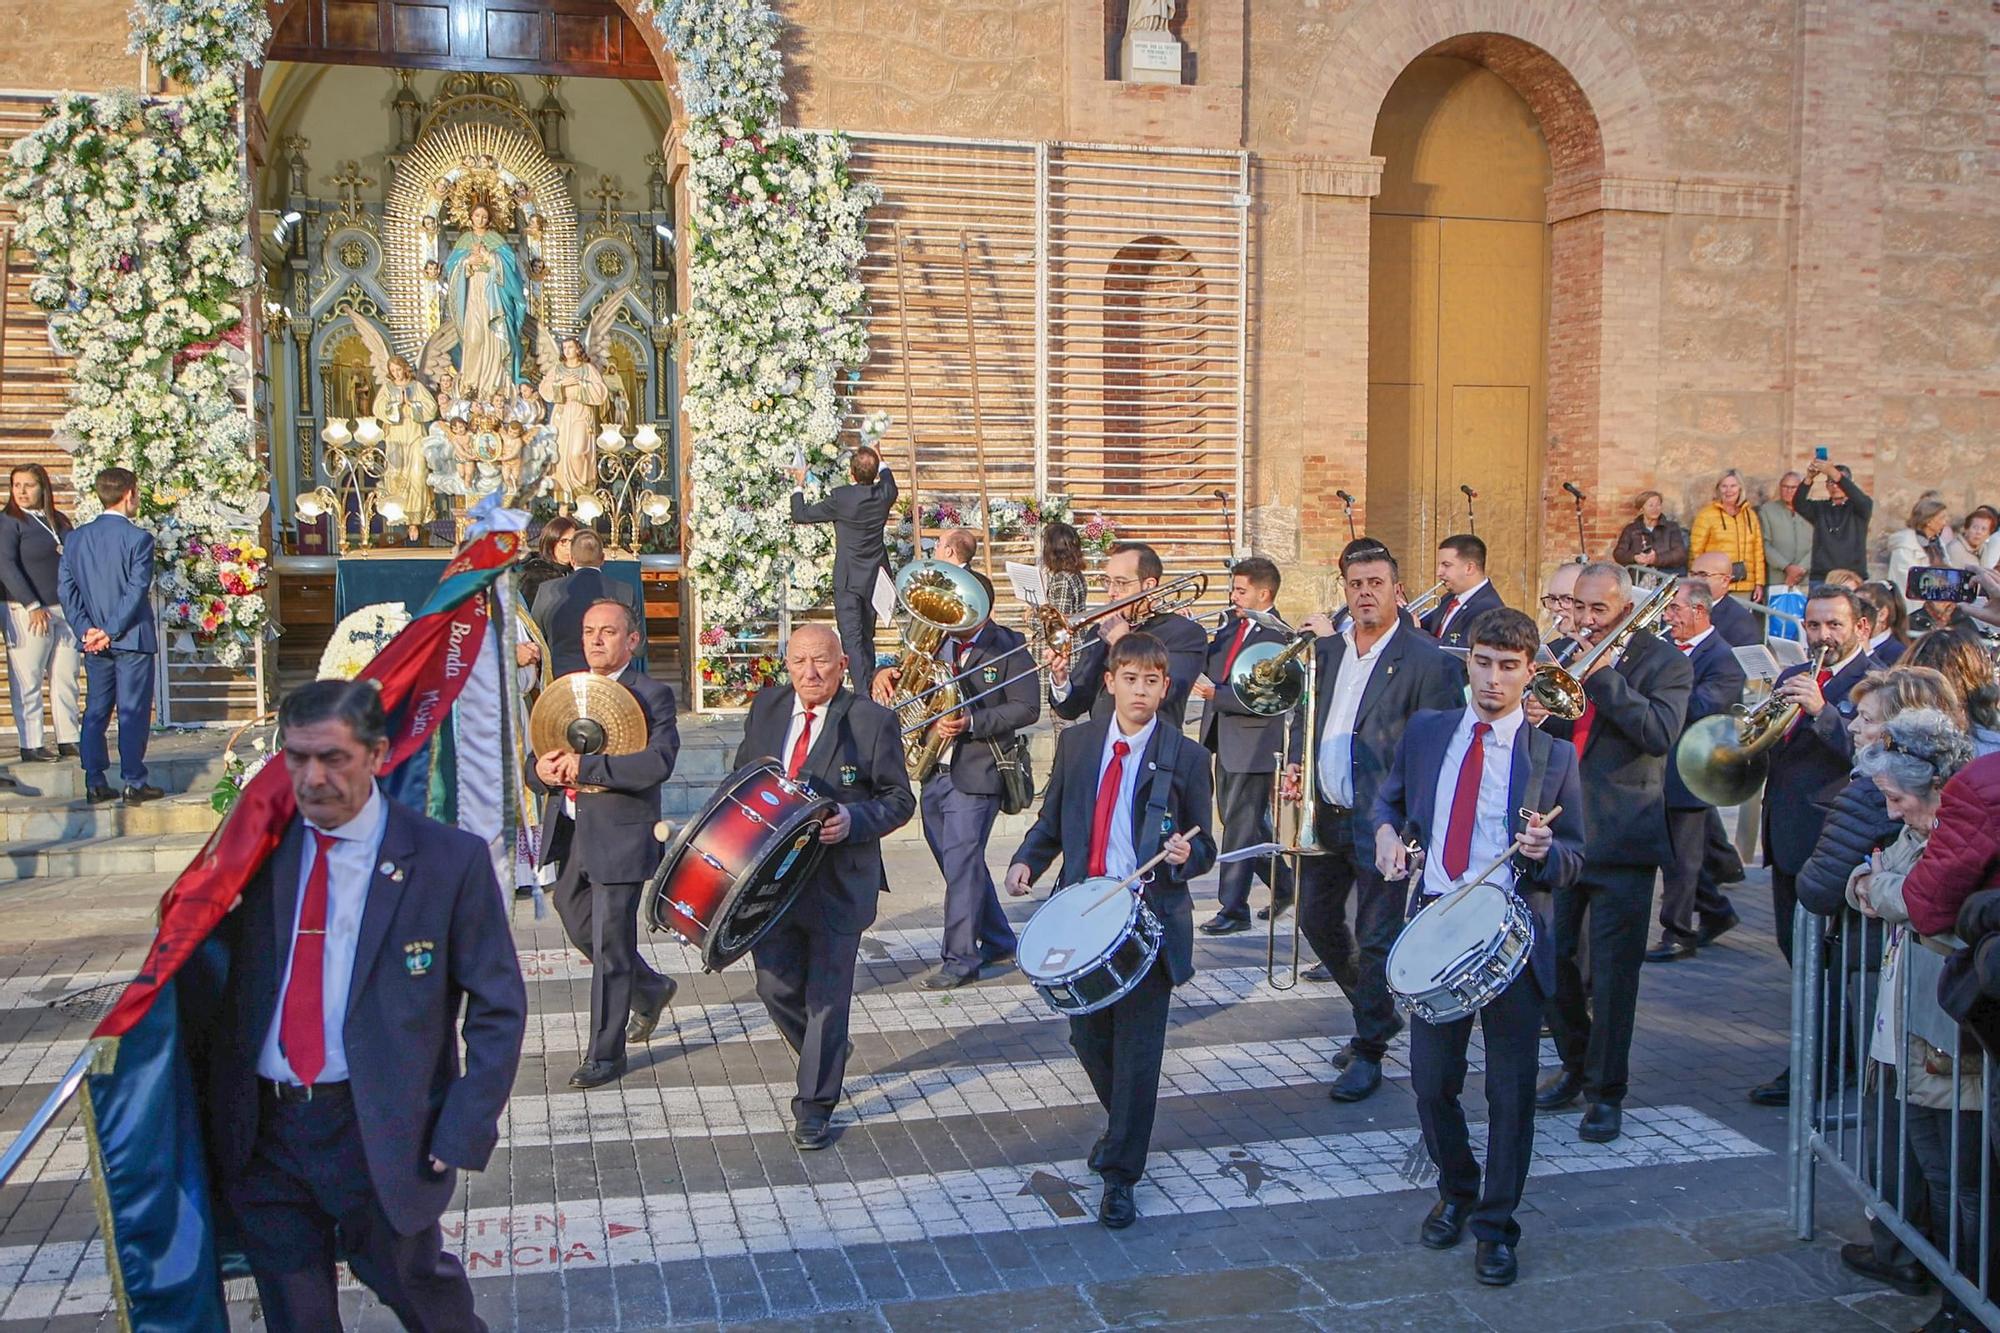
[1529,563,1691,1143]
[1195,556,1296,934]
[1286,542,1461,1100]
[1538,559,1584,643]
[1047,541,1207,728]
[1650,577,1748,961]
[533,600,680,1090]
[1374,608,1584,1287]
[1006,632,1217,1229]
[790,447,898,692]
[1419,534,1506,651]
[740,623,915,1148]
[1689,552,1765,648]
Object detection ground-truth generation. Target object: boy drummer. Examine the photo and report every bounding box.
[1370,608,1585,1286]
[1006,632,1217,1229]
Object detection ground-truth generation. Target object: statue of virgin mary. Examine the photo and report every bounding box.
[442,200,527,401]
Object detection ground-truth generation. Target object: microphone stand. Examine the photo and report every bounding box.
[1337,490,1357,541]
[1463,488,1477,536]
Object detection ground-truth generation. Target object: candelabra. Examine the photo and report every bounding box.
[312,417,391,551]
[591,423,674,553]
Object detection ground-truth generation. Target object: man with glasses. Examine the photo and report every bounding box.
[1047,541,1207,728]
[1689,552,1763,648]
[1538,561,1583,645]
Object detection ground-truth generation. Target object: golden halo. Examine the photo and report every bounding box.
[446,169,515,230]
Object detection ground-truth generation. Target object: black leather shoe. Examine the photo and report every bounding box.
[56,743,78,759]
[1578,1101,1622,1143]
[1087,1134,1109,1172]
[1199,913,1252,935]
[122,783,165,805]
[1838,1241,1932,1296]
[1697,911,1741,945]
[16,749,48,764]
[1255,892,1295,922]
[1748,1068,1790,1107]
[1098,1180,1136,1229]
[1645,939,1698,963]
[1535,1068,1583,1111]
[626,976,677,1044]
[1474,1240,1518,1286]
[1328,1057,1381,1103]
[85,784,118,804]
[920,966,978,991]
[790,1118,833,1151]
[1420,1199,1469,1250]
[980,950,1015,971]
[1301,962,1334,983]
[568,1058,627,1089]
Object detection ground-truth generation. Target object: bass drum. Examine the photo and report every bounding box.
[644,759,836,971]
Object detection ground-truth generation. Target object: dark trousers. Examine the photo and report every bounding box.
[1411,966,1546,1245]
[553,853,667,1066]
[224,1084,483,1333]
[1298,804,1402,1060]
[79,647,153,787]
[923,776,1015,975]
[1660,808,1738,943]
[1771,868,1799,963]
[1069,954,1173,1185]
[1214,762,1291,918]
[752,913,863,1121]
[835,591,877,695]
[1907,1103,2000,1320]
[1549,863,1654,1104]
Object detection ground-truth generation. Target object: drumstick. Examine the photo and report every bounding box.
[1085,826,1204,915]
[1433,805,1563,916]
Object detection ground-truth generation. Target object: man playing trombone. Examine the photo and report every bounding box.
[1047,542,1207,729]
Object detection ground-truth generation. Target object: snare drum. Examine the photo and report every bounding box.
[1386,882,1535,1026]
[644,759,837,971]
[1017,878,1163,1016]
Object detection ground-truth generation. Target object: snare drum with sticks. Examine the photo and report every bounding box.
[1017,878,1164,1016]
[1387,881,1535,1026]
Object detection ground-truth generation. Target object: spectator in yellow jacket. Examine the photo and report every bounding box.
[1689,470,1766,601]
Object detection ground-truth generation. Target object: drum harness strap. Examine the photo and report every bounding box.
[1133,726,1184,892]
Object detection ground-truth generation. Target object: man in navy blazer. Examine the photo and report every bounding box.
[1372,607,1585,1287]
[1691,553,1763,648]
[56,467,159,804]
[790,446,897,692]
[739,623,915,1148]
[527,528,645,677]
[1009,631,1218,1230]
[1650,579,1749,960]
[204,680,526,1331]
[1048,541,1207,729]
[1418,534,1506,651]
[534,599,681,1089]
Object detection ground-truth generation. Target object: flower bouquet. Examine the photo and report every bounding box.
[1079,512,1119,556]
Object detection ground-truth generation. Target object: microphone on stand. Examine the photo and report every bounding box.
[1459,484,1478,535]
[1212,488,1238,563]
[1562,481,1586,502]
[1336,490,1357,541]
[1561,482,1588,561]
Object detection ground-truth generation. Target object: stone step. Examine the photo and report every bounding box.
[0,749,231,802]
[0,831,213,881]
[0,792,220,845]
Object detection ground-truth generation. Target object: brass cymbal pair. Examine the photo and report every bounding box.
[529,672,645,792]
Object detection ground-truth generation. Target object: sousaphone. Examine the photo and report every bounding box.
[529,671,647,793]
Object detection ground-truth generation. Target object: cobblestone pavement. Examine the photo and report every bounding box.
[0,847,1948,1331]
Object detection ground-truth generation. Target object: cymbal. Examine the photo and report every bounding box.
[530,671,646,759]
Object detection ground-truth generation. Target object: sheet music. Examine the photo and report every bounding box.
[1004,561,1044,604]
[1733,643,1783,681]
[871,568,897,623]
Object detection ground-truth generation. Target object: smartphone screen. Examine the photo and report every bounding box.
[1814,447,1829,461]
[1906,566,1977,603]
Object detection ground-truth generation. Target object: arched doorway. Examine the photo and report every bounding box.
[1367,54,1551,605]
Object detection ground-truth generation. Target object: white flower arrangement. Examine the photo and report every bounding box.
[641,0,878,705]
[317,602,413,681]
[128,0,270,86]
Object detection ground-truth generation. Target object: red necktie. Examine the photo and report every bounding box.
[1221,618,1251,678]
[1088,739,1130,877]
[1679,639,1694,654]
[788,709,816,779]
[279,830,338,1086]
[1435,595,1459,635]
[1441,722,1491,879]
[1570,702,1597,758]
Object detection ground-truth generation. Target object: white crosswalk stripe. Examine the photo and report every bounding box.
[0,1106,1767,1321]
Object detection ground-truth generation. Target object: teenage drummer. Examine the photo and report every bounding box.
[1370,607,1584,1287]
[1005,632,1217,1230]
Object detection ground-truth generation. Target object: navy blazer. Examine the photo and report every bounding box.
[1539,629,1691,868]
[58,513,156,653]
[1286,618,1465,859]
[1198,612,1294,773]
[0,507,71,609]
[1051,610,1208,729]
[1371,707,1586,994]
[1009,715,1218,986]
[736,683,915,935]
[1666,632,1748,811]
[791,467,897,594]
[1710,594,1763,649]
[1420,580,1505,652]
[529,566,646,678]
[536,664,680,885]
[934,620,1041,797]
[204,799,527,1236]
[1763,649,1879,875]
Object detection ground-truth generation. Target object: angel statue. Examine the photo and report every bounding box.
[353,321,439,543]
[536,296,623,508]
[425,180,528,402]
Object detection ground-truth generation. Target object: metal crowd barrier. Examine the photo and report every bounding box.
[1790,905,1997,1326]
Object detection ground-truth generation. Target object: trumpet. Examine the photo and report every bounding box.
[1675,644,1833,806]
[1528,573,1676,720]
[1403,580,1450,619]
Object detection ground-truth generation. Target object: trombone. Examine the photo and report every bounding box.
[1528,572,1677,721]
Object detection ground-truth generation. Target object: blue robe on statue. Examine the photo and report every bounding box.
[442,229,527,397]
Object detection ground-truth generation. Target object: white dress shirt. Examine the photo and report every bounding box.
[1675,625,1714,654]
[1094,714,1157,880]
[258,784,389,1084]
[783,692,826,773]
[1434,579,1489,641]
[1317,621,1398,808]
[1421,707,1524,899]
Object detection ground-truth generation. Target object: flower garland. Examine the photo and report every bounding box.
[3,10,268,670]
[641,0,877,703]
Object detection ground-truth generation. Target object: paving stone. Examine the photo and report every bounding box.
[1087,1263,1323,1324]
[880,1282,1100,1331]
[1665,1295,1891,1330]
[1453,1270,1718,1331]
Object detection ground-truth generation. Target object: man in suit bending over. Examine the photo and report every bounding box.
[1047,541,1206,729]
[1374,607,1585,1288]
[1420,534,1505,652]
[791,446,898,692]
[534,599,681,1089]
[529,528,646,678]
[57,467,160,804]
[205,679,526,1331]
[740,623,915,1148]
[1008,632,1218,1230]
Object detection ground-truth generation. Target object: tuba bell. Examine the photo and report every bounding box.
[885,559,992,780]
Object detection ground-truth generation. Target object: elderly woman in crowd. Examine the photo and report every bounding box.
[1612,490,1689,574]
[1887,496,1960,615]
[1960,504,2000,571]
[1904,625,2000,756]
[1689,469,1765,601]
